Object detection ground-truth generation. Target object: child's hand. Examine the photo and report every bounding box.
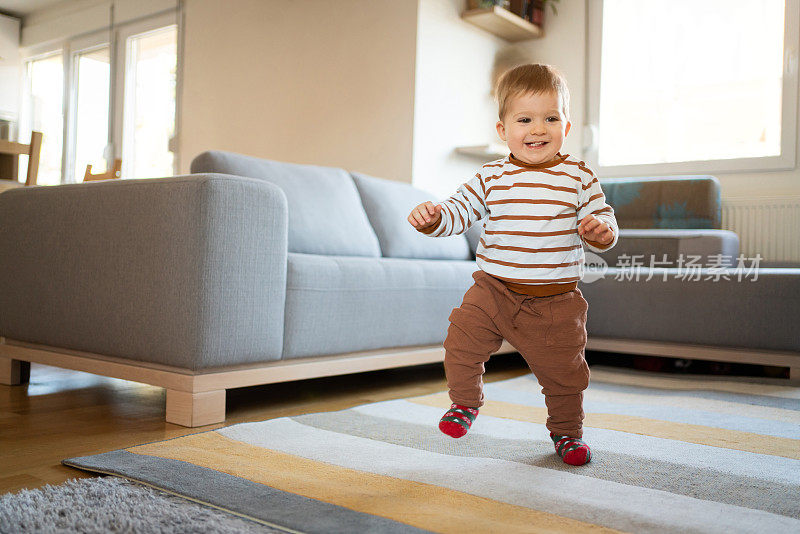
[408,201,442,229]
[578,215,614,245]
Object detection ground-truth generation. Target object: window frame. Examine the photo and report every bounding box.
[585,0,799,177]
[19,11,179,184]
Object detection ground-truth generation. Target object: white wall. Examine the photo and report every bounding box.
[411,0,504,197]
[180,0,587,193]
[178,0,419,181]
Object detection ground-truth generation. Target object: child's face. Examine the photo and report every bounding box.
[496,90,571,165]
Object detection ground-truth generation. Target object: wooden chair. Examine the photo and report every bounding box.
[0,131,43,186]
[84,159,122,181]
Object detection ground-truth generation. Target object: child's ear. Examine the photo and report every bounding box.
[496,120,507,141]
[565,121,572,137]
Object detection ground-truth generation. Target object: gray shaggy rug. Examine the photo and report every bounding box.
[0,476,289,533]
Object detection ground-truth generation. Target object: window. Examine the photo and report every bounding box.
[122,25,177,179]
[19,13,178,185]
[73,45,111,181]
[586,0,799,175]
[20,52,63,186]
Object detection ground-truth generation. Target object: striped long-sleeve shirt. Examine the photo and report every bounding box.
[418,152,618,288]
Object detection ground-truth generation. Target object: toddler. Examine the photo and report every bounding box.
[408,64,618,466]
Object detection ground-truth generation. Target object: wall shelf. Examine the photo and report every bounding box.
[461,6,542,42]
[456,143,510,159]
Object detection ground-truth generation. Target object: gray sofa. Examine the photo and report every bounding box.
[1,150,798,426]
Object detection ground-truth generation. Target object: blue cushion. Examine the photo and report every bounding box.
[191,151,381,257]
[602,175,721,229]
[351,172,471,260]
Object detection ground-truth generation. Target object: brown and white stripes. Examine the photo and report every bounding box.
[418,153,618,285]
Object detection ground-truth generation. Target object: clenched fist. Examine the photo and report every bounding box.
[408,201,442,229]
[578,214,614,245]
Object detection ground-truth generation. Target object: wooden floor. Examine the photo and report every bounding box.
[1,353,533,495]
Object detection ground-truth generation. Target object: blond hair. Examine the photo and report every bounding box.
[495,63,570,121]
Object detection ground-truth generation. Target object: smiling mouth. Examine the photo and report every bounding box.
[525,141,548,149]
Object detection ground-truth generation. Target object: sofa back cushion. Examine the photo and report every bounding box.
[351,172,471,260]
[191,151,380,257]
[602,175,721,229]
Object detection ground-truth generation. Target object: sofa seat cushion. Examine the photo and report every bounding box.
[282,253,478,359]
[191,151,380,257]
[351,172,471,260]
[580,267,800,352]
[593,229,740,268]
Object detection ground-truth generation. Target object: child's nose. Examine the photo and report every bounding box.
[529,122,546,134]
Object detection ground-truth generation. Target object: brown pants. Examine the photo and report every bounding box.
[443,270,591,438]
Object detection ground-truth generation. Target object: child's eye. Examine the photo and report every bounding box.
[547,116,560,122]
[518,118,530,123]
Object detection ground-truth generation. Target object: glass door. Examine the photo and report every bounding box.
[121,24,177,179]
[20,11,179,185]
[72,44,111,182]
[21,52,64,185]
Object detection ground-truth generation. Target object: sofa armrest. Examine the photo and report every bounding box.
[592,229,740,268]
[0,174,288,370]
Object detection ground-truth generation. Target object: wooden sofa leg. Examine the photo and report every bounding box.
[0,357,31,385]
[790,367,800,382]
[166,389,226,427]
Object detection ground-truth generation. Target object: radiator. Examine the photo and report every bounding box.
[721,197,800,264]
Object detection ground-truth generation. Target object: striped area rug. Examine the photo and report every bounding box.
[64,365,800,533]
